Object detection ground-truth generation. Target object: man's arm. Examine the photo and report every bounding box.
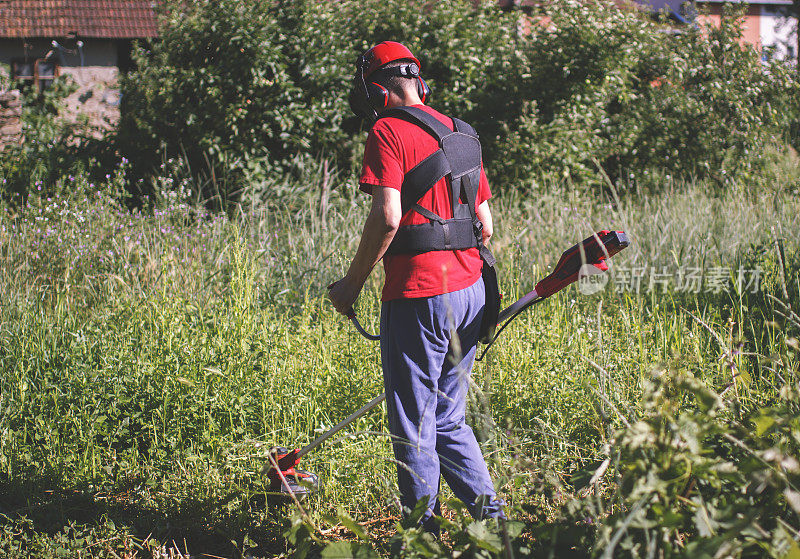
[328,185,401,315]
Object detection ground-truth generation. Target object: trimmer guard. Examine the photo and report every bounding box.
[267,447,319,499]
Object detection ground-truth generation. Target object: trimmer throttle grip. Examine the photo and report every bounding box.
[534,230,629,299]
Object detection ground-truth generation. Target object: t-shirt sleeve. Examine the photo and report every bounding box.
[359,122,404,195]
[477,163,492,206]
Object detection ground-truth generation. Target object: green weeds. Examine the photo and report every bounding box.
[1,170,799,556]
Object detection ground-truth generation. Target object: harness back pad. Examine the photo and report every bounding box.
[377,106,483,255]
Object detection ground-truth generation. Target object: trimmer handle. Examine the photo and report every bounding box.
[327,281,381,341]
[347,309,380,341]
[333,230,630,345]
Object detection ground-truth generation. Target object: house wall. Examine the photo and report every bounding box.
[760,4,798,59]
[0,38,123,147]
[0,90,22,147]
[695,2,798,61]
[697,3,763,48]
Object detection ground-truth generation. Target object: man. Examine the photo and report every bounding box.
[328,41,503,530]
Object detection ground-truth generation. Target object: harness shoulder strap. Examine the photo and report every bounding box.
[377,106,457,215]
[380,106,454,141]
[400,151,449,216]
[452,117,478,138]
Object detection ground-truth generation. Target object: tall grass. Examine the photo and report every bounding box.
[1,164,799,557]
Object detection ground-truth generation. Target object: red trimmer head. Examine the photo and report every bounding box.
[267,447,319,500]
[265,394,385,501]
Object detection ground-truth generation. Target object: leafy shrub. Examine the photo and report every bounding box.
[117,0,522,201]
[117,0,800,198]
[118,0,325,203]
[592,367,800,558]
[494,2,800,189]
[0,516,140,558]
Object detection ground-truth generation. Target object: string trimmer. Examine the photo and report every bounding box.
[267,230,629,499]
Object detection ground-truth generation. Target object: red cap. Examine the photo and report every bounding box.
[362,41,421,78]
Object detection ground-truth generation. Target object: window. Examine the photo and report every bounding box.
[35,59,57,90]
[10,58,59,91]
[10,60,34,83]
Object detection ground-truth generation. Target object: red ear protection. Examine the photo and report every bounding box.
[366,81,390,109]
[417,76,430,103]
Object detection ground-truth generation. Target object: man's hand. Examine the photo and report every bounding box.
[328,276,362,316]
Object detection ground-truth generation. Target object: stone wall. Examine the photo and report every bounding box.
[60,66,121,133]
[0,90,21,149]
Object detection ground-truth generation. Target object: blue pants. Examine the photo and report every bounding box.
[380,277,504,528]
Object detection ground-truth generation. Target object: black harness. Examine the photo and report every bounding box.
[375,106,500,342]
[377,106,494,267]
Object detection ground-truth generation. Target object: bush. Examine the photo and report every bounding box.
[494,2,800,189]
[118,0,799,199]
[591,367,800,558]
[117,0,521,202]
[118,0,343,204]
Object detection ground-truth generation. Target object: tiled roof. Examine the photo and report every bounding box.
[0,1,159,39]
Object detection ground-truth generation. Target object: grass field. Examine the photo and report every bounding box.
[1,167,799,557]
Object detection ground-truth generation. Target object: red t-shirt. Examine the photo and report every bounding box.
[359,104,492,301]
